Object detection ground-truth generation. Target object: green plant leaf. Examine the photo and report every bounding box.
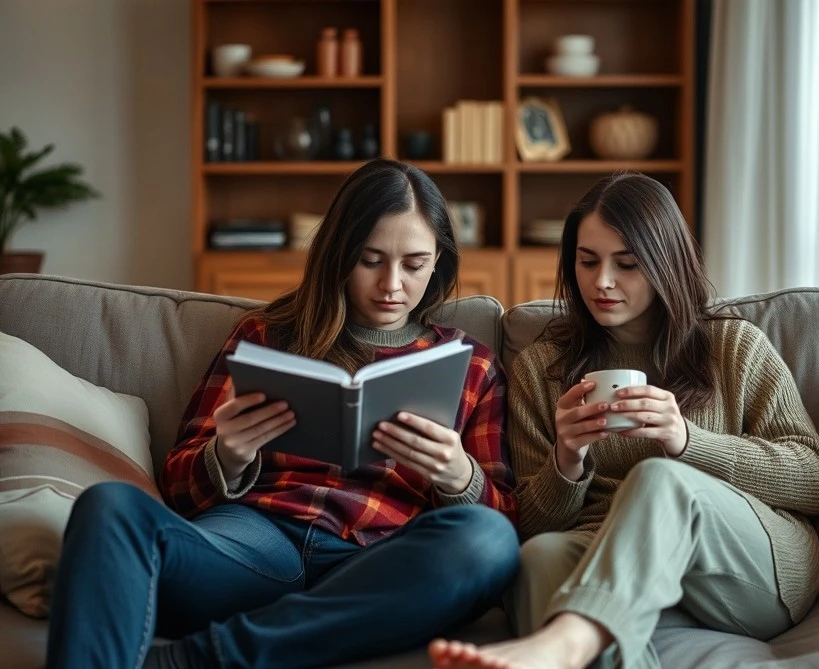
[0,126,99,251]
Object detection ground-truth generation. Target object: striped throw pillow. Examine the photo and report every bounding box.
[0,332,158,618]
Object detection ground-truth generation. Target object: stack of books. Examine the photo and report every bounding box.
[208,219,287,250]
[442,100,504,165]
[521,218,565,246]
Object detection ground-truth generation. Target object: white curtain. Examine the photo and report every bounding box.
[703,0,819,297]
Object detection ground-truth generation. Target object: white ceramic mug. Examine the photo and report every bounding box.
[584,369,647,431]
[212,44,252,77]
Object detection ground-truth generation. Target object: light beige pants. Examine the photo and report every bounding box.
[509,458,805,669]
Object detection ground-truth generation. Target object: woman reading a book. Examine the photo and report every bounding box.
[46,158,519,669]
[429,173,819,669]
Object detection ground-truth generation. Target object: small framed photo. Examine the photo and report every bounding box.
[447,201,485,248]
[516,97,571,162]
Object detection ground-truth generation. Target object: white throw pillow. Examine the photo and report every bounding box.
[0,332,158,618]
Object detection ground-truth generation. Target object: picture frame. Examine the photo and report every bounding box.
[516,97,571,162]
[447,201,485,248]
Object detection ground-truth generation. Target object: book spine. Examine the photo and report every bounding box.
[234,110,247,162]
[221,107,235,161]
[205,101,221,162]
[442,107,457,164]
[245,114,259,161]
[341,386,363,472]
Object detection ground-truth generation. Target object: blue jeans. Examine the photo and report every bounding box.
[46,482,519,669]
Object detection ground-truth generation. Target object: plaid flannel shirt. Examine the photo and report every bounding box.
[161,316,517,545]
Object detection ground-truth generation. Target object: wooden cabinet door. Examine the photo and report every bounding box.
[211,270,303,302]
[513,249,559,304]
[458,250,509,306]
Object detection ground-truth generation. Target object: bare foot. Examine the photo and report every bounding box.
[428,613,609,669]
[428,636,561,669]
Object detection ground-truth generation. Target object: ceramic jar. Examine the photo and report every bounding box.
[317,27,339,77]
[274,117,317,161]
[340,29,362,77]
[357,123,380,159]
[589,106,659,160]
[332,128,356,161]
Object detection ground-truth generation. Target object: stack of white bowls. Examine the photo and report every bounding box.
[545,35,600,77]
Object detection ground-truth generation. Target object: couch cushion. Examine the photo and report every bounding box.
[654,601,819,667]
[0,332,157,618]
[499,300,559,372]
[431,294,503,355]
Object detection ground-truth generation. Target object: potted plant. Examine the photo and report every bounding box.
[0,126,99,274]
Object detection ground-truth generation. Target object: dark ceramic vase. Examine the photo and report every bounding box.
[332,128,356,161]
[358,123,380,160]
[403,131,434,160]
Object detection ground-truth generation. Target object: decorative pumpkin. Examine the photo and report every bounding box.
[589,106,659,160]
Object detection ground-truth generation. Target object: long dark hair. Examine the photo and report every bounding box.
[247,158,459,373]
[545,172,718,410]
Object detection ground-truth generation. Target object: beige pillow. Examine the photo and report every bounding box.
[0,332,158,618]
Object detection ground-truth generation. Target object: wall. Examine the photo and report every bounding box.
[0,0,191,289]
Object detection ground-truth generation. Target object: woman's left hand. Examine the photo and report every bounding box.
[610,385,688,457]
[372,412,472,494]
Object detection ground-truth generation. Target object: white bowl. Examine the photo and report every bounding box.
[554,34,595,56]
[212,44,252,77]
[545,54,600,77]
[246,59,305,78]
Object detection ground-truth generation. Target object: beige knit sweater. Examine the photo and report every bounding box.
[510,317,819,622]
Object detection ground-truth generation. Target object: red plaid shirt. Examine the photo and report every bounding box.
[161,317,517,545]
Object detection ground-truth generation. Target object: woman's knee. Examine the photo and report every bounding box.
[435,506,520,576]
[68,481,160,534]
[620,458,695,499]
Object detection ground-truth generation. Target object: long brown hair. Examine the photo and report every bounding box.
[545,172,718,411]
[246,158,459,373]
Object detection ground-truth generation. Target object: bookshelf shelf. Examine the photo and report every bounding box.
[407,162,506,175]
[203,76,384,90]
[203,162,365,176]
[515,160,685,174]
[516,75,685,88]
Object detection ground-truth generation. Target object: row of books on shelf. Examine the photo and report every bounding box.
[442,100,504,165]
[205,102,260,162]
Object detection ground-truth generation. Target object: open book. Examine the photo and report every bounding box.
[226,339,473,471]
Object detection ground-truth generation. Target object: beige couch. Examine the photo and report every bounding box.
[1,274,818,669]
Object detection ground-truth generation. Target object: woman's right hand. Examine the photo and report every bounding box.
[554,380,609,481]
[214,386,296,480]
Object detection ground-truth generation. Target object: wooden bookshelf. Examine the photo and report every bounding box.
[191,0,695,307]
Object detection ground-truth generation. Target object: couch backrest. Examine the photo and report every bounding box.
[3,275,818,476]
[498,288,819,431]
[712,288,819,425]
[0,275,502,478]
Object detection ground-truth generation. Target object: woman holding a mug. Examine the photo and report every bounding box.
[429,173,819,669]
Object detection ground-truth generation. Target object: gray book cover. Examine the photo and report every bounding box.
[226,339,473,471]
